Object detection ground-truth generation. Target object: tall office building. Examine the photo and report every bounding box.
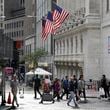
[4,0,25,63]
[0,0,13,63]
[24,0,36,55]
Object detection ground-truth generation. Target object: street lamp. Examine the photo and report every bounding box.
[0,15,6,106]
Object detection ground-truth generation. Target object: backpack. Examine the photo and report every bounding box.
[43,83,50,93]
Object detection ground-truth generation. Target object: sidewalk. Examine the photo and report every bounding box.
[0,87,109,110]
[0,85,99,110]
[0,105,11,110]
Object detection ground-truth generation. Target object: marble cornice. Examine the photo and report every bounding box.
[54,23,100,39]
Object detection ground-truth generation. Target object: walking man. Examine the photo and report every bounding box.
[33,75,42,99]
[67,76,79,108]
[78,75,87,102]
[61,76,69,100]
[100,74,110,98]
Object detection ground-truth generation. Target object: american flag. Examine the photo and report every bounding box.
[45,12,53,37]
[52,3,69,32]
[42,12,53,40]
[42,18,47,40]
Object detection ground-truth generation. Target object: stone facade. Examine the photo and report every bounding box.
[101,0,110,79]
[53,0,101,81]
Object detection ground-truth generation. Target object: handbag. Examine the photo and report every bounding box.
[99,87,105,96]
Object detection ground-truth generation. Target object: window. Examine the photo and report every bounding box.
[80,34,83,53]
[63,40,65,54]
[1,5,3,11]
[75,36,78,53]
[67,39,69,54]
[107,0,110,12]
[71,37,73,53]
[20,0,25,6]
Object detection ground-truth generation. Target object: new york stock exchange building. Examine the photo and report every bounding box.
[53,16,101,83]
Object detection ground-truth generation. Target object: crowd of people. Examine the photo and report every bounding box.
[9,73,110,109]
[33,74,87,108]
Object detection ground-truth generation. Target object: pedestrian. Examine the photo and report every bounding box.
[10,75,19,108]
[78,75,87,102]
[33,75,42,99]
[100,74,110,98]
[39,76,53,103]
[73,75,79,101]
[67,76,79,108]
[53,78,61,101]
[60,76,69,100]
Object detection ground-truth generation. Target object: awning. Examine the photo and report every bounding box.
[38,62,48,67]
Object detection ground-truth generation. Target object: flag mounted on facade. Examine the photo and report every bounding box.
[42,12,53,40]
[52,2,69,32]
[42,17,47,40]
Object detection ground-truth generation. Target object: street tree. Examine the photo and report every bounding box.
[24,48,47,70]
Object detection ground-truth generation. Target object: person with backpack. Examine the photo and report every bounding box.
[60,76,69,100]
[39,76,54,103]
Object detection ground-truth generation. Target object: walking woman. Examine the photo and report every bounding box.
[53,78,61,102]
[10,75,19,108]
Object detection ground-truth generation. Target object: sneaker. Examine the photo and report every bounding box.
[39,101,43,104]
[11,106,16,109]
[75,104,80,108]
[67,103,69,106]
[52,100,55,103]
[17,104,19,107]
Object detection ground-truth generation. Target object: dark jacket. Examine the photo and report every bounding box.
[62,79,69,89]
[34,77,41,88]
[101,78,108,88]
[69,80,76,92]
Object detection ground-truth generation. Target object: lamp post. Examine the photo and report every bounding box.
[0,15,6,106]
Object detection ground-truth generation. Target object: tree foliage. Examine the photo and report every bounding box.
[24,48,47,68]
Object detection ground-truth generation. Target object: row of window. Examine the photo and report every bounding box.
[5,21,24,29]
[55,35,83,55]
[5,30,24,38]
[25,44,32,55]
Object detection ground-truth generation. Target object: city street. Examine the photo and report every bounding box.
[1,83,110,110]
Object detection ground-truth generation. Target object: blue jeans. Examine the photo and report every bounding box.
[67,91,78,106]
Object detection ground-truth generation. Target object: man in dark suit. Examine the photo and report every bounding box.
[33,75,42,99]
